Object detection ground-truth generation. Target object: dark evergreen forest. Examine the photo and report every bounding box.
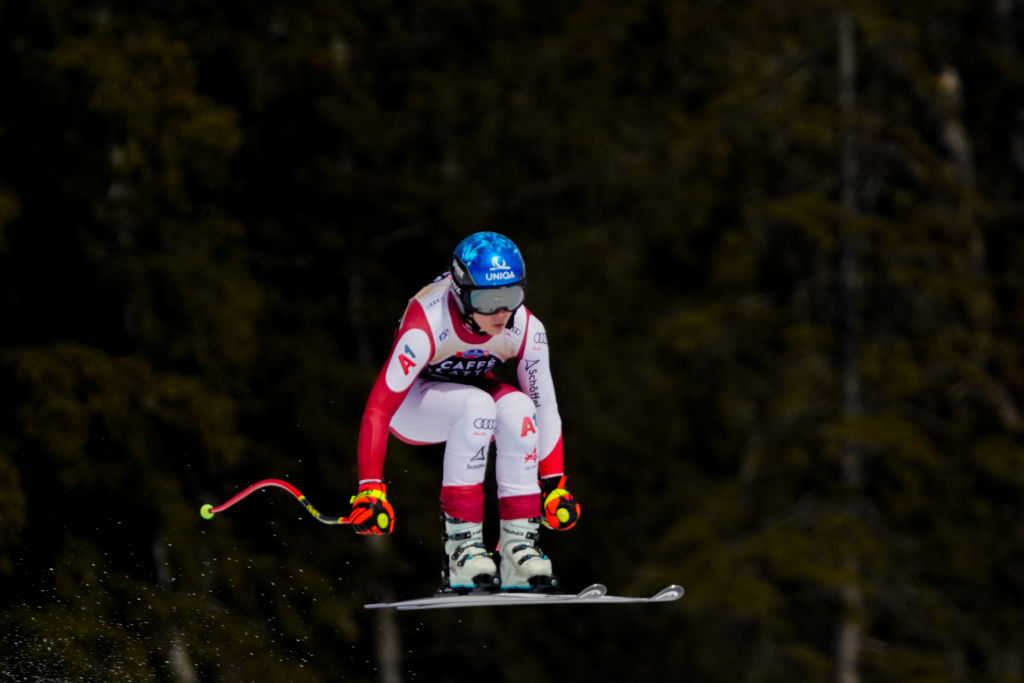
[3,1,1024,681]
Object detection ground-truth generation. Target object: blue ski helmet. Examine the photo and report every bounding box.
[450,232,526,315]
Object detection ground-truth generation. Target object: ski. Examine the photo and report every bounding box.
[364,583,684,611]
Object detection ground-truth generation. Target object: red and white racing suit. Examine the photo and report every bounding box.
[357,275,564,523]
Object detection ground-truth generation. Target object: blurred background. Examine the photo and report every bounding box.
[2,1,1024,681]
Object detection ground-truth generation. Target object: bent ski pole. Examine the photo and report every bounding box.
[200,478,352,525]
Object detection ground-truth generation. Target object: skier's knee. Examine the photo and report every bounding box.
[462,387,497,422]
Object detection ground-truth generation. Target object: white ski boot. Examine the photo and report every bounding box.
[498,517,559,592]
[440,514,499,593]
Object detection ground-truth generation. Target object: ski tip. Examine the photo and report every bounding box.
[576,584,607,599]
[651,585,685,601]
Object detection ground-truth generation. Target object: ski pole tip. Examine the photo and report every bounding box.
[200,504,215,520]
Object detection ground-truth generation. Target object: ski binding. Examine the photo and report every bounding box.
[364,583,684,611]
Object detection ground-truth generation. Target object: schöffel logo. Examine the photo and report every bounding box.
[525,358,541,405]
[467,448,486,470]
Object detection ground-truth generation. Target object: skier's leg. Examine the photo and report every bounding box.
[390,381,498,591]
[492,388,556,591]
[390,380,496,516]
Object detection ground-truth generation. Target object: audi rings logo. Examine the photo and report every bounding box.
[533,332,547,344]
[473,418,497,430]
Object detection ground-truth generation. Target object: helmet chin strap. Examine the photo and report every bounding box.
[450,285,487,335]
[462,310,486,336]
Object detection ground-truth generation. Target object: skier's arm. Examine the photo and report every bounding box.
[357,301,434,484]
[516,314,579,530]
[515,313,563,476]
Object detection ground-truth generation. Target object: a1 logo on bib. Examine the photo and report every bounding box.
[386,328,430,391]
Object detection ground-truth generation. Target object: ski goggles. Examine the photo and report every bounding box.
[467,284,525,314]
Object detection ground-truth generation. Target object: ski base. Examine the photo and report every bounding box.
[364,583,684,611]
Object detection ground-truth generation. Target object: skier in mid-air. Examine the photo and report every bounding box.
[348,231,580,593]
